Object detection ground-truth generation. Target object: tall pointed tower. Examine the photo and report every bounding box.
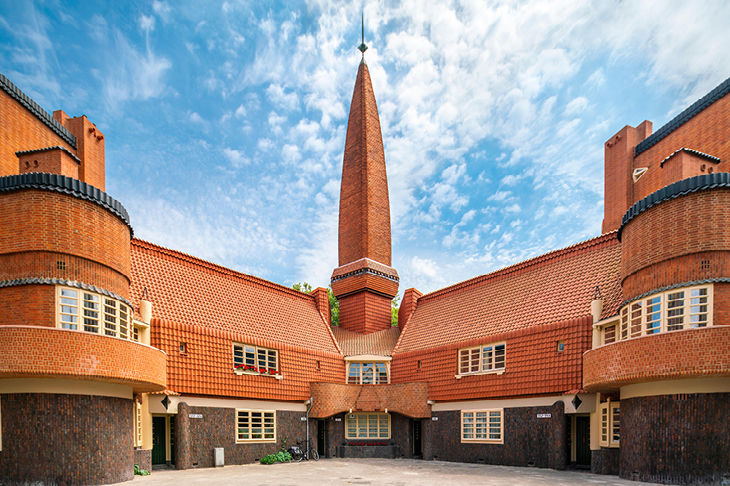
[331,38,399,334]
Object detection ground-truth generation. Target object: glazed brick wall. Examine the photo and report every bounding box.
[339,62,391,267]
[331,273,399,299]
[621,394,730,484]
[0,284,55,327]
[174,402,306,469]
[424,402,566,469]
[0,326,167,393]
[392,317,592,401]
[18,149,79,179]
[0,190,131,287]
[583,326,730,393]
[152,318,344,401]
[592,448,619,475]
[338,291,393,334]
[621,189,730,284]
[65,116,105,191]
[0,393,133,485]
[0,89,75,178]
[390,413,414,458]
[622,251,730,302]
[133,449,152,474]
[0,251,129,297]
[309,382,430,418]
[337,444,400,458]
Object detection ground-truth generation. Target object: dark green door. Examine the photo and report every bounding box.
[413,420,423,457]
[317,420,326,457]
[576,416,591,466]
[152,416,166,465]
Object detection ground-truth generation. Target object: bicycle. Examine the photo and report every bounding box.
[288,438,319,461]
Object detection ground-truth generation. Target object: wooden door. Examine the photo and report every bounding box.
[152,416,167,465]
[575,415,591,466]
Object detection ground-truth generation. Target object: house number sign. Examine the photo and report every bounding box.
[537,413,551,419]
[189,413,203,419]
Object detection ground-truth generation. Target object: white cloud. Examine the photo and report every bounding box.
[266,83,299,111]
[488,191,512,202]
[564,96,588,115]
[223,148,250,168]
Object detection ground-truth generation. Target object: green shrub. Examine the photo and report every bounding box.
[134,464,150,476]
[260,450,292,464]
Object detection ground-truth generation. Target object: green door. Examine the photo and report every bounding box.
[152,416,167,465]
[576,416,591,466]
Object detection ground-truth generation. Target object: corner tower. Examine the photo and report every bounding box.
[331,52,399,334]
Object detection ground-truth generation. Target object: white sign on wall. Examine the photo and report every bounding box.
[537,413,551,419]
[189,413,203,419]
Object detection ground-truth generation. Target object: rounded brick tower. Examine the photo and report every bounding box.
[331,57,399,334]
[0,78,166,485]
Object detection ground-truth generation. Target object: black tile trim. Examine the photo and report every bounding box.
[0,173,133,236]
[16,145,81,163]
[0,278,133,308]
[635,76,730,157]
[618,278,730,309]
[659,148,720,168]
[0,72,77,149]
[617,172,730,241]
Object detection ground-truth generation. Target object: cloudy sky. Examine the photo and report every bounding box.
[2,0,730,295]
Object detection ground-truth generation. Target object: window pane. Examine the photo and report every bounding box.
[348,363,361,384]
[362,363,374,384]
[482,346,493,371]
[645,296,661,334]
[245,347,255,366]
[233,345,243,366]
[494,344,505,369]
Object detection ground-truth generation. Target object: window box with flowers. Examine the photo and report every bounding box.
[233,343,284,380]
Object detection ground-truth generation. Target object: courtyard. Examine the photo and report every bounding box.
[132,459,652,486]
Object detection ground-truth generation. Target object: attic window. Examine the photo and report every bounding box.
[632,168,648,183]
[316,360,321,371]
[417,360,422,370]
[180,342,187,354]
[557,340,565,352]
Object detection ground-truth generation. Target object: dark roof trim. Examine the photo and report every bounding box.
[331,267,400,283]
[635,76,730,157]
[619,278,730,309]
[659,148,720,168]
[16,145,81,163]
[0,173,133,237]
[0,72,77,149]
[618,172,730,241]
[0,278,133,308]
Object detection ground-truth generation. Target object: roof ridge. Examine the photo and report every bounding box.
[131,238,316,302]
[417,231,619,304]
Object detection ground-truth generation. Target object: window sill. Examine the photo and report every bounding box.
[460,439,504,444]
[234,369,283,380]
[455,370,505,379]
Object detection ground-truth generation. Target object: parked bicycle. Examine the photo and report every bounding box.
[288,438,319,461]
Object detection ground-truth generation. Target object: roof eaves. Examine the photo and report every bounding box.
[659,148,721,168]
[0,72,77,149]
[15,145,81,163]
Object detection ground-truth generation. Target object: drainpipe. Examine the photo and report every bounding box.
[591,286,603,349]
[305,397,313,458]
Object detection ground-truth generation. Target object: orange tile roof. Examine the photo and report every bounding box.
[395,232,622,354]
[331,326,400,356]
[130,238,341,354]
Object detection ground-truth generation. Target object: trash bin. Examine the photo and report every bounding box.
[214,448,224,467]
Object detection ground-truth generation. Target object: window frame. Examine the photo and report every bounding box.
[134,401,143,447]
[599,401,620,448]
[233,343,282,378]
[606,284,713,344]
[456,342,506,378]
[345,412,391,439]
[461,409,503,444]
[347,361,390,384]
[56,286,134,340]
[235,409,276,443]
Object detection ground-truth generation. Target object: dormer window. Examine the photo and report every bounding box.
[348,362,388,384]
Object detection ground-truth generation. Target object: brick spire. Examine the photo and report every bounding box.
[332,58,399,334]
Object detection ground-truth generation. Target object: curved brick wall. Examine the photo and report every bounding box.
[0,189,131,289]
[621,189,730,287]
[0,284,55,327]
[583,326,730,393]
[0,326,166,393]
[620,394,730,484]
[0,393,133,485]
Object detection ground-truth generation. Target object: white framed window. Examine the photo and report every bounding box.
[599,401,620,448]
[134,401,143,447]
[346,413,390,439]
[461,410,503,443]
[615,284,712,342]
[233,343,278,372]
[458,342,506,376]
[57,286,132,340]
[347,362,389,384]
[236,410,275,443]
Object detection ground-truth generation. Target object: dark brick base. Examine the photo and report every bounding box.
[621,393,730,485]
[336,445,401,458]
[592,447,619,475]
[134,449,152,474]
[424,402,567,470]
[175,402,307,469]
[0,393,134,486]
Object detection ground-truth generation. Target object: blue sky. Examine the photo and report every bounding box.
[2,1,730,295]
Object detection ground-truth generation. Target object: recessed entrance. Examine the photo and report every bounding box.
[152,415,176,467]
[413,419,423,458]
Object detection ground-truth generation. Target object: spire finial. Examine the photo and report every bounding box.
[358,12,368,55]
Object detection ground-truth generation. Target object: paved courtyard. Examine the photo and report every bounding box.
[131,459,652,486]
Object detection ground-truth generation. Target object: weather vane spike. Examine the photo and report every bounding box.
[358,12,368,55]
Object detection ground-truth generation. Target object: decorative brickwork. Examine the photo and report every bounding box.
[338,291,393,334]
[392,318,592,402]
[591,448,619,475]
[0,326,167,393]
[309,382,430,418]
[63,115,106,191]
[17,146,79,179]
[133,449,152,474]
[0,284,55,327]
[621,394,730,484]
[174,402,305,469]
[0,393,133,485]
[424,403,566,469]
[583,326,730,393]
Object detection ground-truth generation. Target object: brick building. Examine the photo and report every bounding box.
[0,52,728,485]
